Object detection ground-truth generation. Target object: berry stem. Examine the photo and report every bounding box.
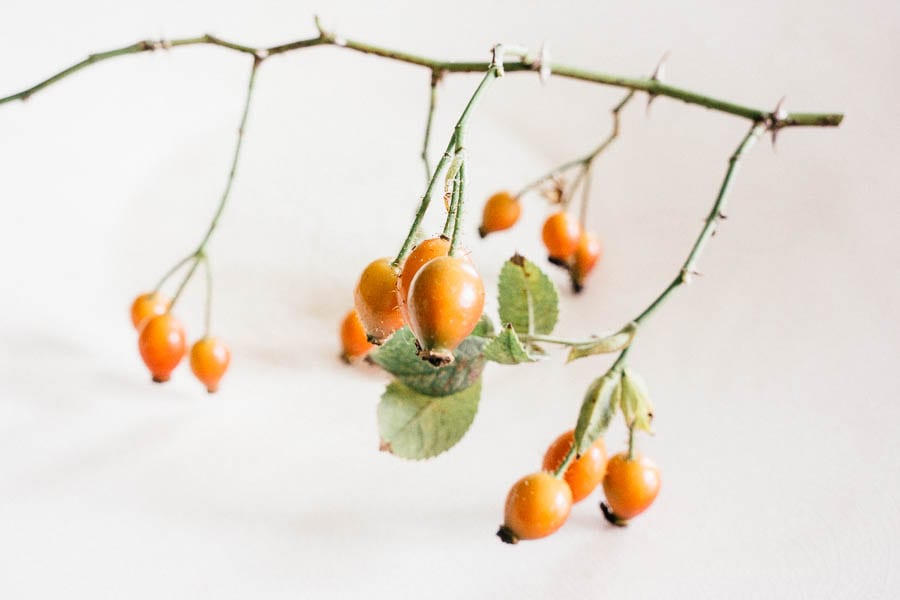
[392,66,498,267]
[153,251,196,292]
[194,57,261,254]
[202,253,213,337]
[421,69,441,186]
[441,166,461,239]
[516,90,635,200]
[626,421,637,460]
[449,162,467,256]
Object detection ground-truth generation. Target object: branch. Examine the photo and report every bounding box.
[0,27,843,129]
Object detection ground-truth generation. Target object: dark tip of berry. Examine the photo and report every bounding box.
[478,226,488,238]
[496,525,519,544]
[152,375,169,384]
[547,255,568,269]
[600,502,628,527]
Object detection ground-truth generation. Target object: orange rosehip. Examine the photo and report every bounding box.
[497,472,573,544]
[354,257,404,345]
[406,256,484,366]
[130,292,170,330]
[340,309,375,362]
[542,430,608,503]
[601,453,661,524]
[541,211,582,264]
[478,191,521,237]
[190,336,231,393]
[397,237,451,323]
[138,313,186,383]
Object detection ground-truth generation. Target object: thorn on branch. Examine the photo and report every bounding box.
[646,51,670,114]
[680,268,702,284]
[531,41,552,84]
[766,96,788,148]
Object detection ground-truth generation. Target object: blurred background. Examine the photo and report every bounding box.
[0,0,897,598]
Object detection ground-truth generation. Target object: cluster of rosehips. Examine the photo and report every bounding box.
[478,191,603,292]
[498,431,661,543]
[130,291,230,392]
[341,236,484,365]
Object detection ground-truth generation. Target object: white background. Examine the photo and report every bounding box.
[1,1,897,598]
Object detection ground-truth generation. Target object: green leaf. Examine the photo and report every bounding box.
[573,368,622,455]
[497,254,559,336]
[619,369,654,433]
[566,322,637,363]
[472,314,495,337]
[483,324,538,365]
[377,379,481,460]
[370,328,487,396]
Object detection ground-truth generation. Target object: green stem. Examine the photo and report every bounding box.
[202,253,213,337]
[0,28,843,128]
[153,251,196,292]
[449,162,467,256]
[632,121,765,326]
[626,422,636,460]
[421,70,441,186]
[166,57,261,310]
[441,173,460,238]
[392,67,498,267]
[518,90,635,203]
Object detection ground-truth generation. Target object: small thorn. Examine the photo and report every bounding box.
[533,41,552,84]
[650,51,670,82]
[768,96,788,148]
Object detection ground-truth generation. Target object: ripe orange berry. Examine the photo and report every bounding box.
[497,472,573,544]
[570,232,604,292]
[190,336,231,393]
[130,292,171,330]
[602,453,661,523]
[340,309,375,362]
[478,191,521,237]
[138,313,186,383]
[354,258,404,345]
[541,211,582,264]
[542,430,608,503]
[397,237,451,323]
[406,256,485,366]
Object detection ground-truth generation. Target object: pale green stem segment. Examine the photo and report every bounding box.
[167,57,261,309]
[202,253,213,337]
[516,90,635,199]
[391,67,498,268]
[553,122,765,478]
[421,70,441,186]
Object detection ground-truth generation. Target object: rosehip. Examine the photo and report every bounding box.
[138,313,186,383]
[190,336,231,393]
[601,453,661,524]
[354,257,404,345]
[478,191,521,237]
[570,232,603,292]
[406,256,485,366]
[397,237,450,323]
[542,430,608,503]
[541,211,582,264]
[130,292,170,330]
[497,472,573,544]
[340,308,375,362]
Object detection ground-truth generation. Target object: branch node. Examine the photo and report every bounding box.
[531,41,552,84]
[646,51,670,113]
[254,49,270,61]
[766,96,788,147]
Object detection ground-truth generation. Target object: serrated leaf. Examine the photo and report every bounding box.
[619,369,654,433]
[498,254,559,336]
[370,328,487,396]
[483,324,538,365]
[566,322,637,363]
[573,369,622,455]
[377,379,481,460]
